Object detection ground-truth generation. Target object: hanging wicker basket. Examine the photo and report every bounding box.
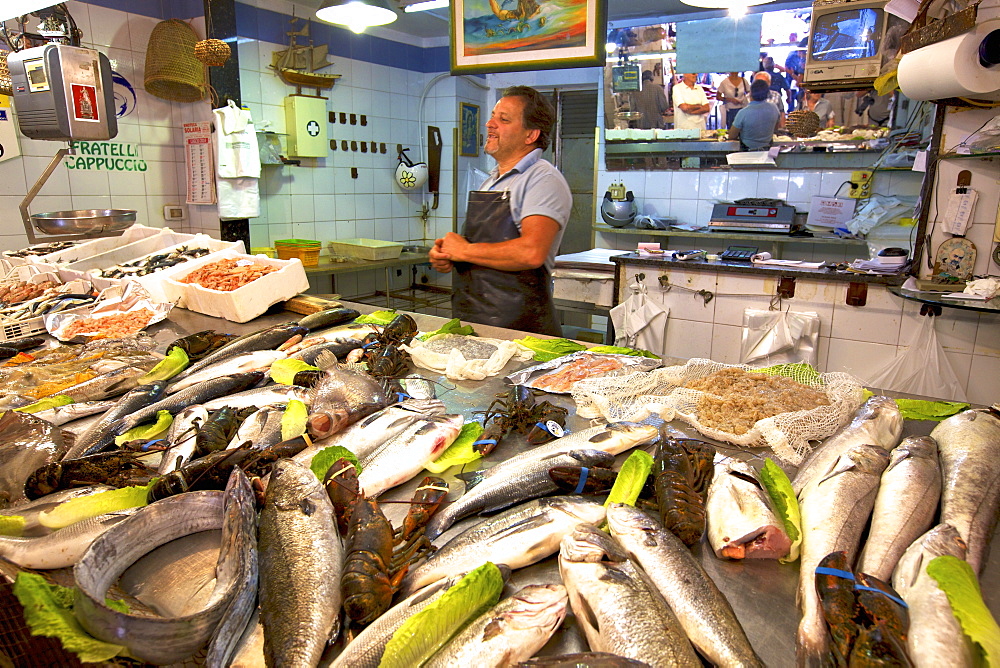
[786,110,821,138]
[194,38,231,67]
[0,51,11,96]
[144,19,206,103]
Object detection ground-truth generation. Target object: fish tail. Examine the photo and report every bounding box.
[795,617,830,668]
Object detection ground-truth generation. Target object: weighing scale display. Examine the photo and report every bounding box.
[25,58,49,92]
[728,207,778,218]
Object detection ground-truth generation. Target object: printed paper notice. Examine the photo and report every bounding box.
[184,121,215,205]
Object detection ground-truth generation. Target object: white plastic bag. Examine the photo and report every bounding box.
[740,308,820,366]
[609,280,668,356]
[866,315,966,401]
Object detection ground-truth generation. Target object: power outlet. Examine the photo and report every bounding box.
[848,170,873,198]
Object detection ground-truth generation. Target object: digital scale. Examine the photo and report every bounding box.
[708,202,796,233]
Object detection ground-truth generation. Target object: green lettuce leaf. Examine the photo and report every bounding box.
[759,458,802,563]
[513,336,587,362]
[14,395,74,414]
[0,515,26,536]
[927,554,1000,666]
[310,446,361,481]
[588,345,659,359]
[418,318,477,341]
[270,358,319,385]
[281,399,309,442]
[114,410,173,446]
[12,572,128,664]
[425,422,484,473]
[753,362,822,385]
[379,562,504,668]
[895,399,969,421]
[604,450,654,508]
[38,482,153,529]
[138,346,189,384]
[355,310,398,325]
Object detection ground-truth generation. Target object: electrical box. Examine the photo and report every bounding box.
[284,94,327,157]
[8,44,117,141]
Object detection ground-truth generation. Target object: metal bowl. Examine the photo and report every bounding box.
[30,209,137,236]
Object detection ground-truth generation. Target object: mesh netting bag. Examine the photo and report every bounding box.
[570,358,865,465]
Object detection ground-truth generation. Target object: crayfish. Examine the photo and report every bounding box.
[24,451,158,500]
[333,473,448,627]
[472,384,569,456]
[652,433,715,547]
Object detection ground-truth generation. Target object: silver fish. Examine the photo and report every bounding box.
[0,485,113,537]
[170,322,307,382]
[558,524,700,668]
[892,524,975,668]
[0,411,68,507]
[795,443,889,666]
[425,584,568,668]
[932,408,1000,574]
[307,364,390,438]
[158,405,209,474]
[426,449,617,539]
[515,653,650,667]
[400,496,607,596]
[706,457,791,560]
[201,385,310,412]
[358,414,464,497]
[64,381,169,460]
[0,507,139,569]
[32,399,117,426]
[227,405,284,452]
[401,373,437,400]
[792,395,902,493]
[167,350,288,394]
[608,504,764,667]
[283,324,375,356]
[857,435,941,581]
[287,338,366,366]
[73,481,254,665]
[59,363,157,403]
[258,459,343,667]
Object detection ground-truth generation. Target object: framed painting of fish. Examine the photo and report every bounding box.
[450,0,608,74]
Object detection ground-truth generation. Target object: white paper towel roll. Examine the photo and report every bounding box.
[898,21,1000,100]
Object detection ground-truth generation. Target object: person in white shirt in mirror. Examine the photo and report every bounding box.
[672,73,711,131]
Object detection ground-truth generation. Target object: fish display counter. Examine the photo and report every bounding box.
[1,300,998,667]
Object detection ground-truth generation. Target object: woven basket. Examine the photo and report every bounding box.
[786,110,821,138]
[0,51,11,96]
[144,19,206,103]
[194,38,231,67]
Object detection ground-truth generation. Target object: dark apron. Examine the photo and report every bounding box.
[452,189,561,336]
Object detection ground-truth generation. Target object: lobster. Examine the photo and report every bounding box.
[816,551,859,667]
[25,451,158,500]
[652,434,715,547]
[472,385,569,455]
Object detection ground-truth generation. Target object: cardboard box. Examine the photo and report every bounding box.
[163,250,310,323]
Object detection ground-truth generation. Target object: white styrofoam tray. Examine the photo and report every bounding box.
[161,250,309,323]
[24,225,168,268]
[328,239,404,261]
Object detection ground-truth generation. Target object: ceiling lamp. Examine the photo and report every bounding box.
[316,0,397,34]
[678,0,774,8]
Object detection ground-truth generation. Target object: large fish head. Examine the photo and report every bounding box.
[265,458,323,508]
[545,497,607,527]
[508,584,570,633]
[307,403,351,439]
[894,523,966,592]
[606,503,664,547]
[558,523,627,564]
[858,396,903,446]
[589,422,658,454]
[888,435,938,471]
[817,443,889,484]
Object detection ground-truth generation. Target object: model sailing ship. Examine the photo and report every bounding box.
[271,18,340,91]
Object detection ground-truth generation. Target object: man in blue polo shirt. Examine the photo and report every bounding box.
[729,79,781,151]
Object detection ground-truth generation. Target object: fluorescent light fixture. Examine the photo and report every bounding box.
[679,0,773,8]
[316,0,397,34]
[729,4,748,16]
[403,0,448,12]
[1,0,60,22]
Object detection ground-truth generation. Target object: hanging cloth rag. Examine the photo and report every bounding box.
[609,279,668,356]
[212,100,261,219]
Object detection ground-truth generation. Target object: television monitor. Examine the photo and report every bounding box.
[803,0,890,91]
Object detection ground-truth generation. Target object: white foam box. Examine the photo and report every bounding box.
[328,239,404,261]
[552,271,615,308]
[162,250,310,323]
[25,225,168,269]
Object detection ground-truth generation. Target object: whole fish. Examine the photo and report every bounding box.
[0,411,68,507]
[288,338,366,366]
[558,524,700,668]
[0,507,139,568]
[297,306,360,331]
[892,524,975,667]
[201,385,310,412]
[706,458,791,560]
[32,399,117,426]
[426,449,617,539]
[283,324,375,356]
[157,405,209,474]
[400,496,607,596]
[170,322,307,382]
[607,503,764,667]
[796,443,889,667]
[425,584,568,668]
[307,364,390,438]
[64,381,169,459]
[857,436,941,581]
[0,485,113,537]
[932,407,1000,574]
[357,414,464,497]
[401,373,437,400]
[167,350,288,394]
[227,405,284,451]
[74,483,254,664]
[258,459,343,667]
[293,399,447,467]
[792,395,901,493]
[112,371,266,438]
[57,362,158,403]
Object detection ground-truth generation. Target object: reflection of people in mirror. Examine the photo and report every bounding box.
[633,70,669,130]
[804,90,836,128]
[672,73,711,131]
[729,79,780,151]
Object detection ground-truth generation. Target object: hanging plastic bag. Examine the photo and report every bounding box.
[866,315,967,401]
[609,280,668,357]
[740,308,820,366]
